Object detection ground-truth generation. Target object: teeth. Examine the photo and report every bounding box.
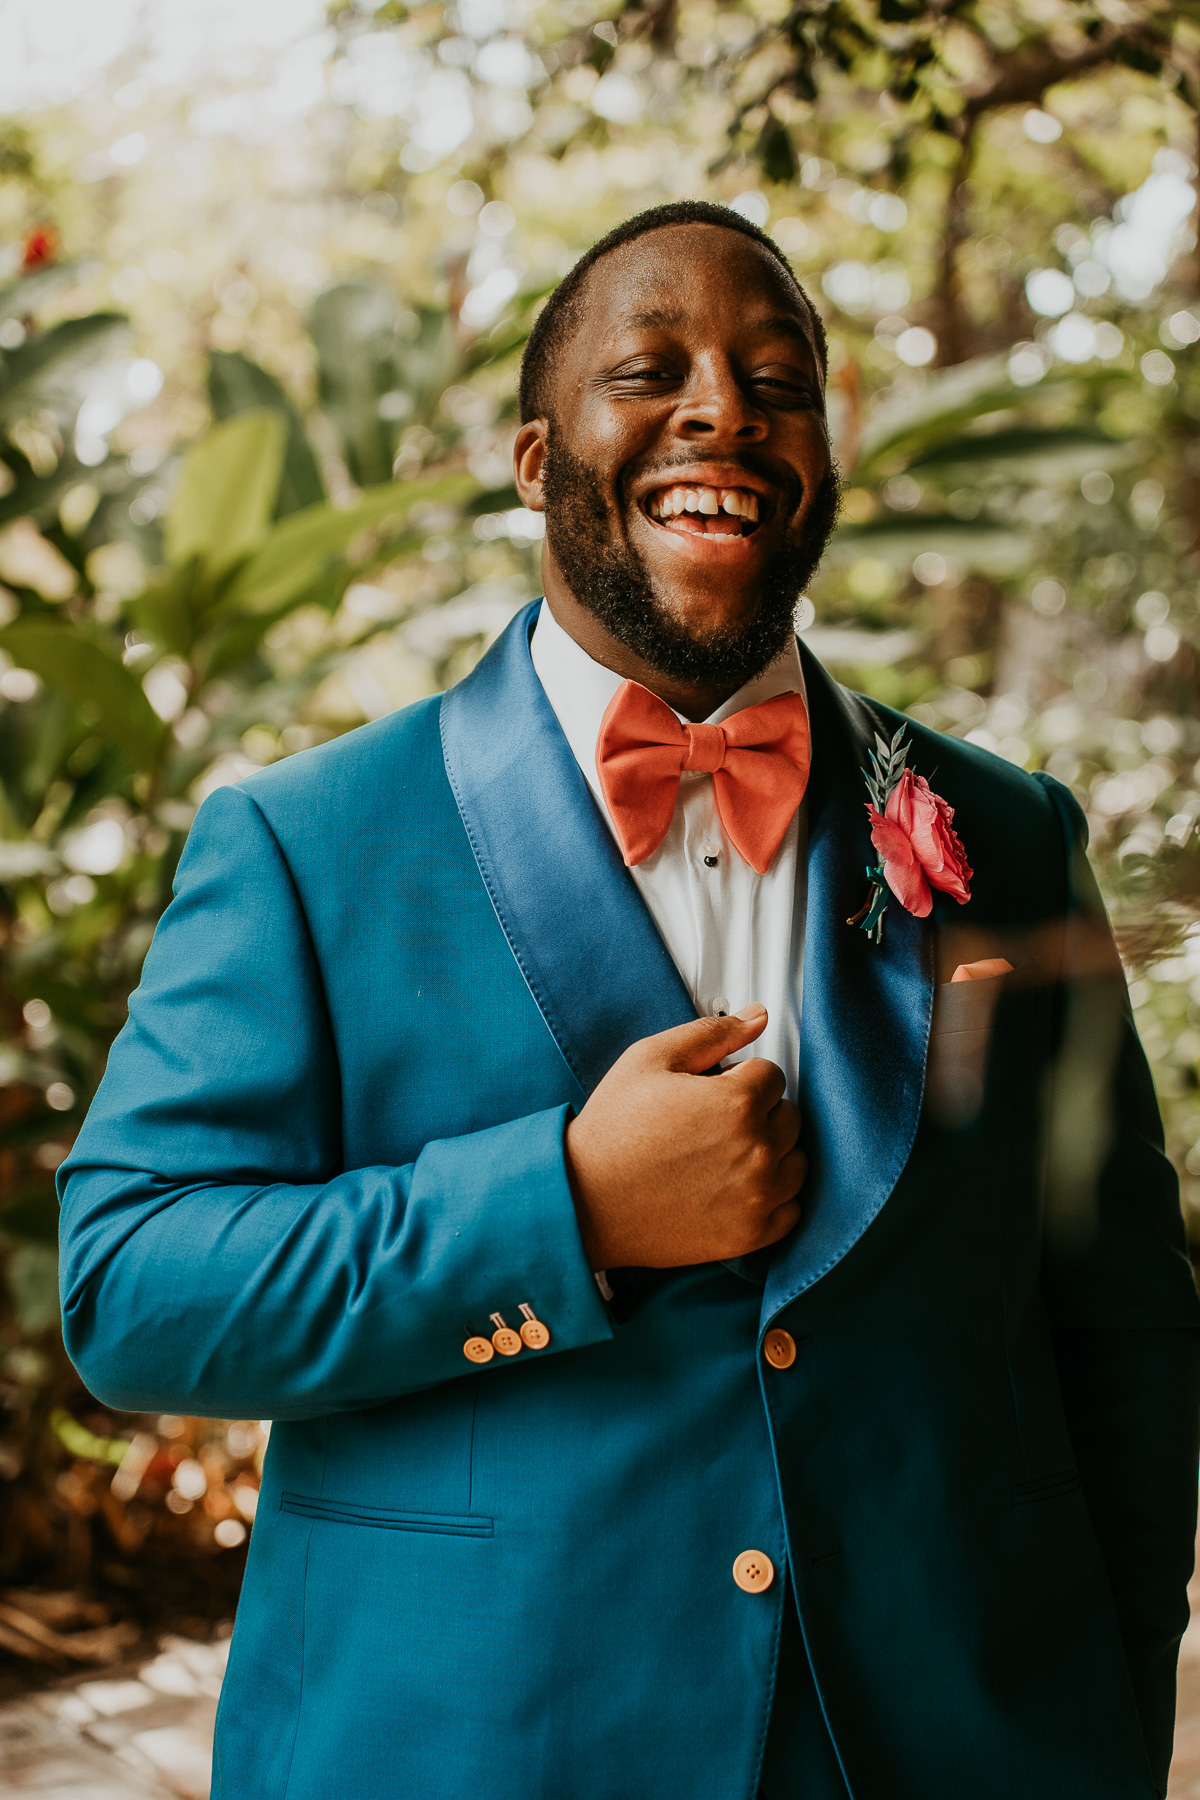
[649,485,759,522]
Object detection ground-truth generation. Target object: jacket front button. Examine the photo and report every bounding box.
[733,1550,775,1593]
[463,1337,494,1364]
[763,1329,796,1369]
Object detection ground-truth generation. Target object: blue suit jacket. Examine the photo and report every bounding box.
[59,603,1200,1800]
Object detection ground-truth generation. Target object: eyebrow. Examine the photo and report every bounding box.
[614,307,813,348]
[748,313,812,345]
[619,308,686,330]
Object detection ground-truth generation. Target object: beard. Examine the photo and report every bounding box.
[541,428,841,692]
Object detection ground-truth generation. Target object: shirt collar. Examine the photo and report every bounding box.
[530,598,807,806]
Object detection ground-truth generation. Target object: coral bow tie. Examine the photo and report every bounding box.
[596,680,811,874]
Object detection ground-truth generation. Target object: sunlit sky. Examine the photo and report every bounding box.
[0,0,327,111]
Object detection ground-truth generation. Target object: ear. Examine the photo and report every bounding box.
[514,420,548,512]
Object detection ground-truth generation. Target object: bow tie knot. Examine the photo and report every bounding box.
[596,679,811,874]
[681,722,727,775]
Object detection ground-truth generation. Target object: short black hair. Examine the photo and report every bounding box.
[518,199,827,424]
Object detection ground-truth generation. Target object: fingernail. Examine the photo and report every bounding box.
[735,1003,766,1021]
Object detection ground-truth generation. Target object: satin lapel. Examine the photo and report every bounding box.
[763,646,934,1319]
[439,601,697,1099]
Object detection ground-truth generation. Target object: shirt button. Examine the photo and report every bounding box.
[492,1327,523,1356]
[710,997,730,1017]
[463,1337,494,1364]
[700,841,720,868]
[763,1329,797,1370]
[733,1550,775,1594]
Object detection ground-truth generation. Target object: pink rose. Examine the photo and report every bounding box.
[866,769,972,919]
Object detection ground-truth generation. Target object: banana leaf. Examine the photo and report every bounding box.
[208,350,325,517]
[128,562,203,658]
[396,306,460,427]
[0,460,96,530]
[853,354,1134,476]
[218,471,476,616]
[0,313,130,427]
[0,620,166,769]
[164,409,287,577]
[311,282,415,487]
[828,511,1032,572]
[905,425,1133,478]
[197,533,421,682]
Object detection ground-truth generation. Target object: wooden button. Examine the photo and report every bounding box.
[463,1337,494,1364]
[733,1550,775,1594]
[763,1329,796,1370]
[492,1327,523,1356]
[520,1319,550,1349]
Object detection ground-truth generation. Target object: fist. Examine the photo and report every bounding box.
[564,1004,807,1271]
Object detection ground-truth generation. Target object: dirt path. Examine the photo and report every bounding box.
[0,1636,224,1798]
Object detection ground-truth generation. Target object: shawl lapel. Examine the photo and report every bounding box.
[763,646,934,1318]
[439,602,697,1101]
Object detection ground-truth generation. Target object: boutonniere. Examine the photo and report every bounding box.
[847,726,973,943]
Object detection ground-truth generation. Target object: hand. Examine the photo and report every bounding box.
[564,1004,806,1270]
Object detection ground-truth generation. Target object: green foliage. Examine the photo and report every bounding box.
[0,315,128,429]
[311,283,417,486]
[164,410,289,577]
[0,621,165,769]
[0,286,132,531]
[0,286,504,1431]
[207,352,325,517]
[4,0,1200,1592]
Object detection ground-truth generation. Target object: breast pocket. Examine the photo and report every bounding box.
[925,976,1043,1129]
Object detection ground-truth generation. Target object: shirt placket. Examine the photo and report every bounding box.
[680,774,733,1020]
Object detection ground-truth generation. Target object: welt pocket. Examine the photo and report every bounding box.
[280,1491,494,1538]
[1011,1467,1080,1506]
[929,989,1043,1036]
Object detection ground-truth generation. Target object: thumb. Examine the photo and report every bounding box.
[645,1004,768,1075]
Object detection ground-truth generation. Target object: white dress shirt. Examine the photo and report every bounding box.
[531,601,807,1096]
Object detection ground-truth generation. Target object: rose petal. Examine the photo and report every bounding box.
[882,856,932,916]
[867,810,912,862]
[880,769,971,907]
[868,808,932,916]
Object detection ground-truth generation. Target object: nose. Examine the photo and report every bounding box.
[671,355,768,444]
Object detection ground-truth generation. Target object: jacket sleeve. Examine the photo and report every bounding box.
[1034,771,1200,1796]
[57,782,613,1423]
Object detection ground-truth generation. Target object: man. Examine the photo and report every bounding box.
[59,201,1200,1800]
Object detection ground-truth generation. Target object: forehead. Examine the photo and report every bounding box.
[571,223,817,360]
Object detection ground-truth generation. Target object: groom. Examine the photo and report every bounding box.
[60,201,1199,1799]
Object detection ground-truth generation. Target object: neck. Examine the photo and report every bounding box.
[540,572,744,723]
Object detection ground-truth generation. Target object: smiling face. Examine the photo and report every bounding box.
[514,222,838,716]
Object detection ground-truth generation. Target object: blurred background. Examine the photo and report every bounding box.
[0,0,1199,1684]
